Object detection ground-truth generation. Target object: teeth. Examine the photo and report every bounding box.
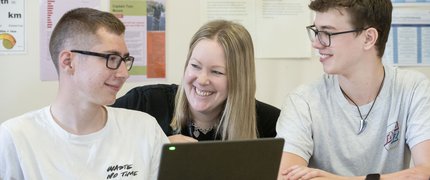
[195,87,213,96]
[319,53,330,58]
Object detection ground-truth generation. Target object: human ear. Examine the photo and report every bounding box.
[58,50,74,73]
[363,27,378,50]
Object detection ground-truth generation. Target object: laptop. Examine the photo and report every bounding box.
[157,138,284,180]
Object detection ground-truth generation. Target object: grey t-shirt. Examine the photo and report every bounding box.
[276,66,430,176]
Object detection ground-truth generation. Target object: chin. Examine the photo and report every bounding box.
[105,101,115,106]
[190,104,211,113]
[102,97,116,106]
[322,65,335,74]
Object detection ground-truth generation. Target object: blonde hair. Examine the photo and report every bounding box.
[171,20,257,140]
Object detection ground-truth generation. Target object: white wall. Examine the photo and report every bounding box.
[1,0,430,123]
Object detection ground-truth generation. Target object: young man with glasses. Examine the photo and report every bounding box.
[0,8,168,179]
[277,0,430,179]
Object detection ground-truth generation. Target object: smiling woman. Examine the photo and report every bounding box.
[112,20,281,142]
[182,38,228,133]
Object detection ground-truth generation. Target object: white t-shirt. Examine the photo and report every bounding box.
[276,66,430,175]
[0,106,169,180]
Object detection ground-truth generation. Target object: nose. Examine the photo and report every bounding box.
[115,61,130,79]
[196,70,210,85]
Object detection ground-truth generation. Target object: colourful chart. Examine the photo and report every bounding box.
[0,33,17,49]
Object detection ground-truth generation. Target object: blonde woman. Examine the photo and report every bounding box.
[113,20,279,142]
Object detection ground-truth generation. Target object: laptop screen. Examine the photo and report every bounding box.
[157,138,284,180]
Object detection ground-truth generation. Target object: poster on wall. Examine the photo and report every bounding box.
[201,0,311,59]
[383,1,430,66]
[110,0,166,81]
[145,0,166,79]
[40,0,166,81]
[39,0,103,80]
[0,0,25,54]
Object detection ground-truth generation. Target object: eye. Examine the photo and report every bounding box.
[108,54,121,61]
[125,56,134,62]
[212,70,225,75]
[190,63,201,69]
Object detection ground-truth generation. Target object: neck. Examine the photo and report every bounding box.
[190,109,221,130]
[339,64,385,106]
[50,100,107,135]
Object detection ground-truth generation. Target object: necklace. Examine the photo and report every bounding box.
[340,68,385,135]
[191,122,215,138]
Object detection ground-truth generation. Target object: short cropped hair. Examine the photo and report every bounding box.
[49,8,125,73]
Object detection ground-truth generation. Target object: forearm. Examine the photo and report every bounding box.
[314,165,430,180]
[279,140,430,180]
[279,166,430,180]
[278,152,307,176]
[381,165,430,180]
[330,166,430,180]
[309,176,364,180]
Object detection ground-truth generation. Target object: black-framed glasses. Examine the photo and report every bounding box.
[71,50,134,71]
[306,25,370,47]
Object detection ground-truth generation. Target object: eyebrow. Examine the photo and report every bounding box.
[190,58,226,69]
[318,25,336,31]
[103,50,130,57]
[211,66,226,70]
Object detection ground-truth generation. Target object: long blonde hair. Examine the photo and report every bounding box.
[171,20,257,140]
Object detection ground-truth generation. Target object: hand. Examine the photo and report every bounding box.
[280,165,344,180]
[168,134,198,143]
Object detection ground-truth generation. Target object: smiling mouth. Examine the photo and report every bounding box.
[106,83,122,92]
[319,53,331,58]
[195,87,214,96]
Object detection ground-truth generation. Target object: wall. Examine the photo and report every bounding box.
[1,0,430,122]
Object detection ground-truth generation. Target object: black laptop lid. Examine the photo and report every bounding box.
[157,138,284,180]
